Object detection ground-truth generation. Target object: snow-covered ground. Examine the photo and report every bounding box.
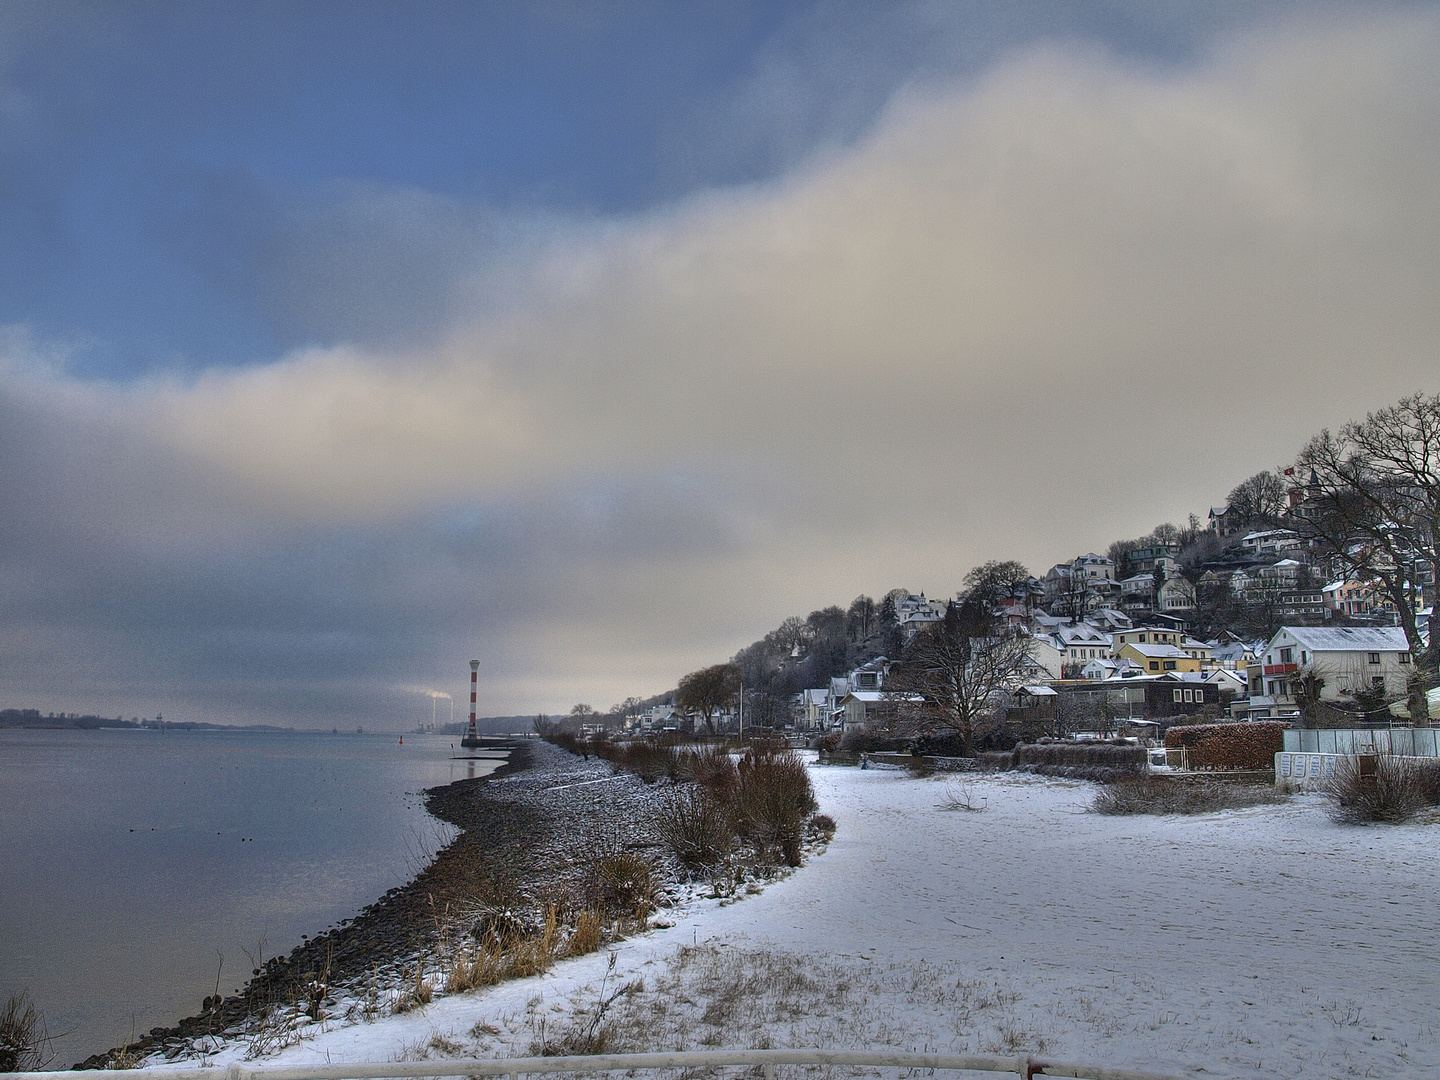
[168,760,1440,1080]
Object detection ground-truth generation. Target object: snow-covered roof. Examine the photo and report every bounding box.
[1277,626,1410,652]
[1120,643,1189,658]
[1020,685,1058,696]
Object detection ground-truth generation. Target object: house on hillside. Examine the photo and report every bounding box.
[1155,576,1196,614]
[795,688,829,730]
[1240,529,1303,559]
[1245,626,1414,718]
[1115,642,1201,674]
[1209,505,1244,537]
[896,593,945,640]
[1110,626,1185,651]
[1049,622,1113,673]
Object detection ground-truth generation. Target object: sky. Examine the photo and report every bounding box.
[1,1,1437,728]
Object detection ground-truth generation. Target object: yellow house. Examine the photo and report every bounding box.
[1110,628,1185,653]
[1115,642,1202,673]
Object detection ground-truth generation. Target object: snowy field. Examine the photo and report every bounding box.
[173,759,1440,1080]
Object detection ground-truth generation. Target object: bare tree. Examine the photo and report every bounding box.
[846,594,877,642]
[1293,392,1440,723]
[885,600,1037,757]
[1227,470,1287,526]
[676,663,743,734]
[962,560,1031,609]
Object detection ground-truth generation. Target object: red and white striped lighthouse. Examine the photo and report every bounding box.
[461,659,481,748]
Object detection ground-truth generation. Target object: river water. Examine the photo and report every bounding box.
[0,727,508,1066]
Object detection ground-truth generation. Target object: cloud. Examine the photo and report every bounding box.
[1,11,1437,723]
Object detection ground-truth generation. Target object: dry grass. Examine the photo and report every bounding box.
[525,944,1048,1061]
[392,966,434,1013]
[445,904,562,992]
[0,992,52,1072]
[1093,776,1288,816]
[567,910,604,957]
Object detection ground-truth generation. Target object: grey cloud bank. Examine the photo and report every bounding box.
[1,13,1436,726]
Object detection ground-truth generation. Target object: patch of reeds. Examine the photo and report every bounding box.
[444,905,560,993]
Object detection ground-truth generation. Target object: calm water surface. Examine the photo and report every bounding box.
[0,728,506,1066]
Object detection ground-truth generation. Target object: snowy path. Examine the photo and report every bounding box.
[211,762,1440,1080]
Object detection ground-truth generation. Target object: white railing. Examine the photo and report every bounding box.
[1,1048,1194,1080]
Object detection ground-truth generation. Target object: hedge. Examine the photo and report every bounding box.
[1163,720,1288,770]
[978,743,1145,779]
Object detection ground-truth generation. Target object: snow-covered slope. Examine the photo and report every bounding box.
[171,761,1440,1080]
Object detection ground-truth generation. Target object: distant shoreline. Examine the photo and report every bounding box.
[77,738,535,1069]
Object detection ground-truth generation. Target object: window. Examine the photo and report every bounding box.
[1301,651,1308,664]
[1368,652,1380,664]
[1149,662,1160,671]
[1399,653,1411,664]
[1183,689,1193,702]
[1279,648,1293,664]
[1163,661,1177,671]
[1173,689,1183,702]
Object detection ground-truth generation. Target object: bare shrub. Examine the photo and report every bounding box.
[676,745,739,792]
[654,786,734,872]
[1093,776,1288,816]
[590,849,657,915]
[1411,757,1440,806]
[611,741,675,783]
[0,991,52,1072]
[938,781,988,812]
[807,813,836,840]
[735,750,817,866]
[1327,755,1427,824]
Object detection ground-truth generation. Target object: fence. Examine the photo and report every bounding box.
[0,1048,1196,1080]
[1283,728,1440,757]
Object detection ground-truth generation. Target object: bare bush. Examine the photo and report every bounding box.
[735,750,818,866]
[654,786,734,872]
[609,741,676,783]
[673,745,738,791]
[0,991,52,1072]
[938,782,988,812]
[807,813,836,840]
[1093,776,1289,816]
[589,849,658,916]
[1327,755,1427,824]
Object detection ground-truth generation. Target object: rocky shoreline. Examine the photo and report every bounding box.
[74,741,535,1069]
[77,739,676,1070]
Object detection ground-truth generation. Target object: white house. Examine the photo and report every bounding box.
[1050,622,1113,670]
[1155,576,1196,613]
[1253,626,1414,706]
[1240,529,1302,559]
